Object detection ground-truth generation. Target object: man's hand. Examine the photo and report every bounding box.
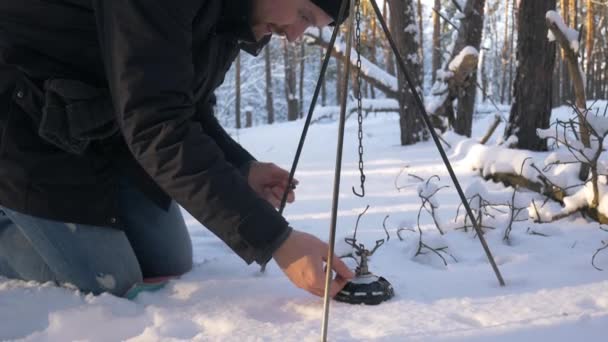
[273,229,355,297]
[247,162,298,208]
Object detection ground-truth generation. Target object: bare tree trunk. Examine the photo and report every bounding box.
[604,11,608,100]
[567,0,578,102]
[605,11,608,100]
[504,0,556,151]
[235,52,241,129]
[507,0,516,104]
[553,0,563,106]
[336,58,343,106]
[480,48,488,102]
[560,0,571,103]
[370,8,378,99]
[431,0,441,83]
[452,0,486,137]
[417,0,424,76]
[264,45,275,124]
[585,0,595,91]
[569,0,578,27]
[383,1,396,76]
[389,0,425,145]
[299,41,305,118]
[245,108,252,128]
[320,46,327,106]
[500,0,510,104]
[553,48,561,105]
[596,14,608,100]
[283,40,299,121]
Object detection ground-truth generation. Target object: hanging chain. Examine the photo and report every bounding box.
[352,0,366,198]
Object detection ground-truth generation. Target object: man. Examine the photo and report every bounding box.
[0,0,353,298]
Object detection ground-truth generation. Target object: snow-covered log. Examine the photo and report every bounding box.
[311,98,399,123]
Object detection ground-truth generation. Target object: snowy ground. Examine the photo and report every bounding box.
[1,104,608,341]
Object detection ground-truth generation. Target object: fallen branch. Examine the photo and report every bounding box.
[479,114,502,145]
[483,171,608,224]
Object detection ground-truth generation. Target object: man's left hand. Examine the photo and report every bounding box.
[247,162,298,208]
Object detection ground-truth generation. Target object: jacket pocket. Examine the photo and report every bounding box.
[13,76,118,155]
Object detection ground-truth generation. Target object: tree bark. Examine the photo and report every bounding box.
[431,0,441,83]
[585,0,595,91]
[320,46,327,106]
[264,45,275,124]
[451,0,486,138]
[569,0,578,27]
[370,10,377,100]
[389,0,425,145]
[235,52,241,129]
[560,0,571,103]
[500,0,510,104]
[417,0,424,76]
[504,0,556,151]
[299,41,305,118]
[507,0,516,104]
[336,58,343,105]
[283,40,299,121]
[383,1,396,76]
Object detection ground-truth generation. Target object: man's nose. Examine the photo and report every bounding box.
[285,22,308,42]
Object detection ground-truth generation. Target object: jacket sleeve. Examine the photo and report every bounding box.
[195,96,256,170]
[92,0,291,265]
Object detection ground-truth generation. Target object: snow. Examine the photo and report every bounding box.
[449,46,479,72]
[585,114,608,137]
[1,104,608,341]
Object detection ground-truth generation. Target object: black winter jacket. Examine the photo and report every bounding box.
[0,0,290,265]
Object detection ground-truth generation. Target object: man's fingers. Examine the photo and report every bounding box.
[263,188,281,208]
[330,255,355,280]
[311,259,352,298]
[304,262,329,297]
[308,276,349,298]
[329,276,350,297]
[271,185,295,203]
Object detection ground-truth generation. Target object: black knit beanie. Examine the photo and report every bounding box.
[310,0,350,25]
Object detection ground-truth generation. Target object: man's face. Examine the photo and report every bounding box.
[251,0,334,42]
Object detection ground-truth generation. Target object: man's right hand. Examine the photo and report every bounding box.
[273,229,355,297]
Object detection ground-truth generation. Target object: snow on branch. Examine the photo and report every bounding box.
[304,28,398,97]
[463,101,608,224]
[546,11,580,53]
[425,46,479,127]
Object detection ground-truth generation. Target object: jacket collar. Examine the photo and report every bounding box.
[218,0,270,56]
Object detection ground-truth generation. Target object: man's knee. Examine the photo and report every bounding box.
[138,241,193,278]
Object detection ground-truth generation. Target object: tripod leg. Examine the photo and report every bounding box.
[322,0,357,340]
[367,0,505,287]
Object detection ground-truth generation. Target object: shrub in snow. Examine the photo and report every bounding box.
[396,175,456,267]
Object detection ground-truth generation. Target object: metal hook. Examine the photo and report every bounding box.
[352,184,365,197]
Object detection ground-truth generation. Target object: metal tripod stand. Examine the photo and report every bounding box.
[274,1,506,340]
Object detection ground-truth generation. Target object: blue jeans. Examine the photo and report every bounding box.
[0,178,192,296]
